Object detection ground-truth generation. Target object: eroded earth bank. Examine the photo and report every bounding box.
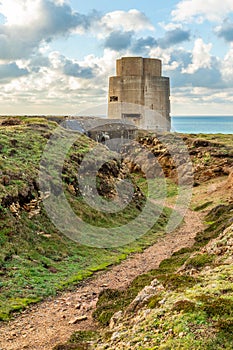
[0,117,232,349]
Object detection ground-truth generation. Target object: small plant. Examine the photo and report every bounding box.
[0,205,6,214]
[69,330,99,343]
[194,201,213,212]
[186,253,215,269]
[172,299,196,313]
[156,273,197,291]
[203,152,211,164]
[147,295,162,309]
[198,295,233,318]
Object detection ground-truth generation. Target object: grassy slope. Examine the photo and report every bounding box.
[1,118,232,349]
[61,200,233,350]
[0,117,171,320]
[55,134,233,350]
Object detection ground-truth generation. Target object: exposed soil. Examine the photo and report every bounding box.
[0,205,204,350]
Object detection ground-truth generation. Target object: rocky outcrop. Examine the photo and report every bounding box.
[122,135,233,185]
[0,118,22,126]
[224,170,233,191]
[126,279,165,312]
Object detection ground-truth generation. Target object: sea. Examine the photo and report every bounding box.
[171,116,233,134]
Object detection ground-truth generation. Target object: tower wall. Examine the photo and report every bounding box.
[108,57,171,131]
[143,58,162,77]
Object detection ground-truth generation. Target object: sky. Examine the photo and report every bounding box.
[0,0,233,116]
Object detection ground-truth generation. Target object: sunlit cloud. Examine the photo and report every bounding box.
[172,0,233,23]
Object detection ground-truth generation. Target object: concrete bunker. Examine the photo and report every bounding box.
[108,57,171,131]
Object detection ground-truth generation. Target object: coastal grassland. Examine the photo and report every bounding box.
[62,201,233,350]
[0,118,232,327]
[0,203,170,321]
[0,117,172,320]
[184,133,233,148]
[91,201,233,328]
[132,174,178,200]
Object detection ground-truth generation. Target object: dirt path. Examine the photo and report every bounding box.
[0,208,204,350]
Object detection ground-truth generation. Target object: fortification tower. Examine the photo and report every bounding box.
[108,57,170,131]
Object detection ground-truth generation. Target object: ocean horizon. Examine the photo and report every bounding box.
[171,116,233,134]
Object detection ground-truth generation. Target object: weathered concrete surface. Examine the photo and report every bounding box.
[108,57,170,131]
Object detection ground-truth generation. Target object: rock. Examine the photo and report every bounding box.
[192,139,210,147]
[68,315,88,324]
[22,198,42,218]
[127,279,164,312]
[111,332,121,341]
[226,171,233,189]
[1,118,22,126]
[85,300,96,311]
[9,202,20,217]
[68,184,76,195]
[109,311,123,330]
[143,309,152,317]
[37,231,51,238]
[75,303,81,309]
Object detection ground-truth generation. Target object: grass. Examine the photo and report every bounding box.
[133,174,178,199]
[1,119,233,350]
[0,201,171,320]
[50,131,233,349]
[80,201,233,350]
[185,253,215,269]
[53,330,100,350]
[92,201,233,329]
[0,117,173,320]
[193,201,213,212]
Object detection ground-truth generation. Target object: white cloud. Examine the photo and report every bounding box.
[221,44,233,82]
[165,60,180,71]
[172,0,233,23]
[80,49,119,86]
[182,39,212,74]
[0,49,118,114]
[202,90,233,102]
[148,47,184,73]
[149,47,171,65]
[0,0,100,60]
[171,86,233,115]
[0,2,232,116]
[0,0,41,26]
[0,3,153,61]
[159,22,183,31]
[99,9,154,35]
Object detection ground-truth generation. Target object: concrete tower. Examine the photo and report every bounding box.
[108,57,170,131]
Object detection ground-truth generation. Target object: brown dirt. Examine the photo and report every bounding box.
[0,204,205,350]
[191,174,233,209]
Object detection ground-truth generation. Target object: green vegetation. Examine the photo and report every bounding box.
[53,344,90,350]
[193,201,213,211]
[185,133,233,148]
[133,175,178,200]
[0,117,172,320]
[185,253,215,269]
[49,130,233,349]
[92,248,197,326]
[1,118,233,349]
[53,331,99,350]
[88,202,233,349]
